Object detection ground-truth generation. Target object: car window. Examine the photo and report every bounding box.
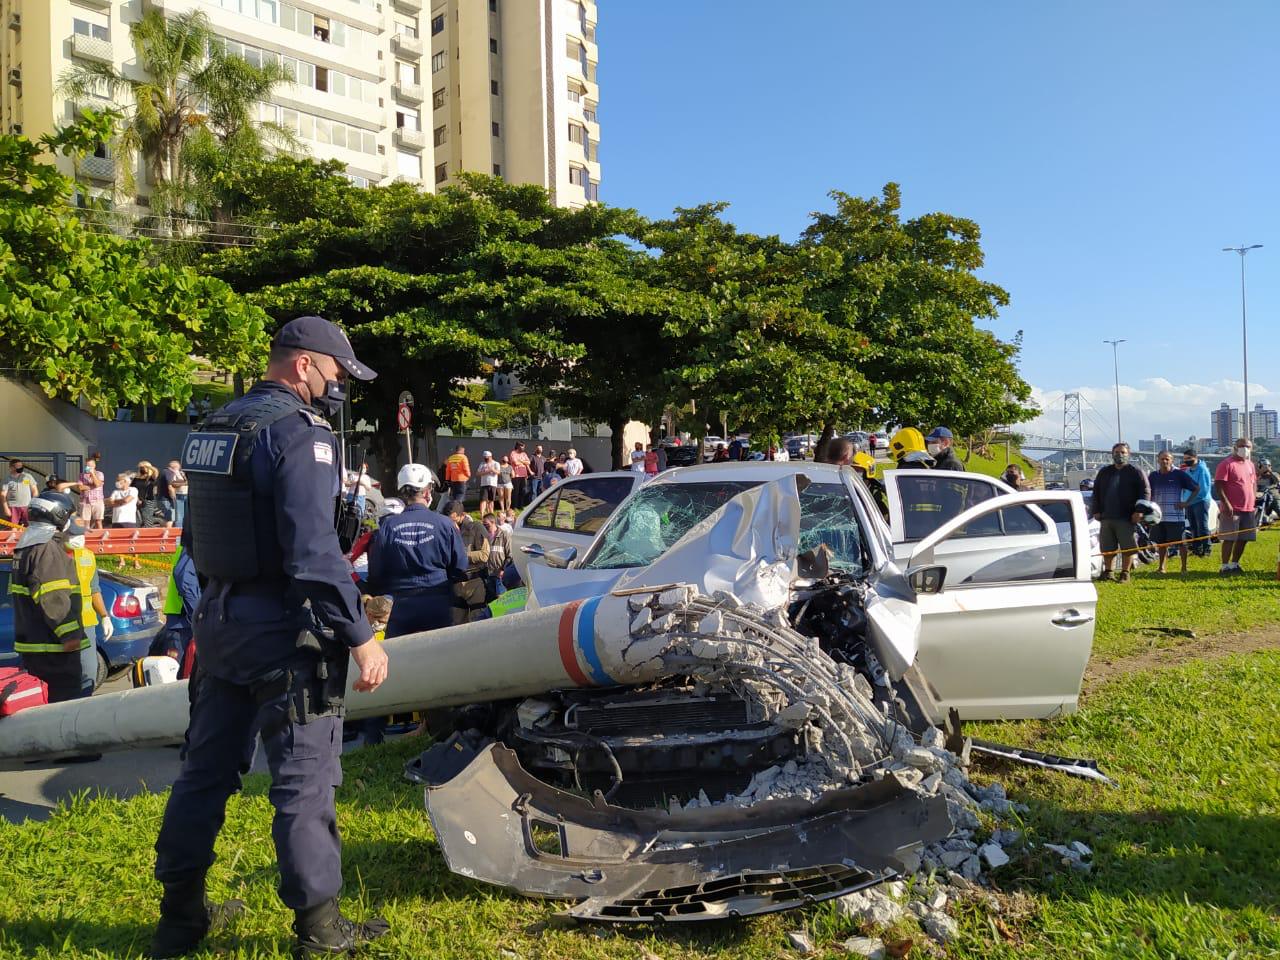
[797,482,866,575]
[525,492,558,530]
[551,477,635,535]
[582,481,758,569]
[897,475,1047,540]
[580,478,866,574]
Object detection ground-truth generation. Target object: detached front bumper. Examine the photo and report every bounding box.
[413,741,951,923]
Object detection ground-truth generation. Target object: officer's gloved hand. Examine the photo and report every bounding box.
[101,618,115,641]
[350,638,388,693]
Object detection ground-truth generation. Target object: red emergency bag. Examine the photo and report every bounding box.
[0,666,49,716]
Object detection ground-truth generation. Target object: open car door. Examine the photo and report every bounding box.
[906,491,1096,720]
[884,470,1065,586]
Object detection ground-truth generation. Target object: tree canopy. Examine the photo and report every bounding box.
[0,119,269,415]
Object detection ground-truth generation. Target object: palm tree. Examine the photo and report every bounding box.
[59,10,294,227]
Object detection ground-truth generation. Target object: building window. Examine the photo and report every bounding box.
[431,51,446,73]
[72,16,110,41]
[433,125,447,146]
[395,20,419,38]
[491,122,500,137]
[435,162,447,184]
[568,122,586,145]
[568,165,587,186]
[493,163,501,176]
[433,87,446,108]
[396,151,421,180]
[397,107,420,131]
[399,61,420,84]
[431,14,444,35]
[491,80,499,95]
[489,0,497,10]
[489,38,498,53]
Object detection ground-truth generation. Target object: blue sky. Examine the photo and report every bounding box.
[598,1,1280,444]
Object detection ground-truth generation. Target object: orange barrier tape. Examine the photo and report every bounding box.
[1094,522,1273,558]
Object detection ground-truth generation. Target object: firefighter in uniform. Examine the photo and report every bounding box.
[9,492,87,703]
[149,316,390,958]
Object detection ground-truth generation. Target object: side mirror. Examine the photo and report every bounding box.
[544,546,577,569]
[907,564,946,595]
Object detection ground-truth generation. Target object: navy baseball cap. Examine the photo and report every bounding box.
[926,426,953,440]
[273,315,377,381]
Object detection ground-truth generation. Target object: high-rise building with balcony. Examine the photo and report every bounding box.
[0,0,599,204]
[1210,403,1243,447]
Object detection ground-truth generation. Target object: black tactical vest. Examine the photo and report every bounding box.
[179,391,304,582]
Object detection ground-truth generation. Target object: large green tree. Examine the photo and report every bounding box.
[799,184,1036,449]
[0,120,269,415]
[641,205,875,446]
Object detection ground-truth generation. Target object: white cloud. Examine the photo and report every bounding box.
[1017,378,1278,448]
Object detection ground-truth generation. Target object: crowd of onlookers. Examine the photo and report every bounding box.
[434,441,586,512]
[1085,439,1265,581]
[2,454,189,535]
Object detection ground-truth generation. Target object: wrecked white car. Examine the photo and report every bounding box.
[524,462,1098,721]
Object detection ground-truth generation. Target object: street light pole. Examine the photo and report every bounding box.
[1103,338,1126,443]
[1223,244,1262,441]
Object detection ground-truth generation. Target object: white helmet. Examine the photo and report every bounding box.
[397,463,436,491]
[379,497,405,518]
[1134,499,1162,524]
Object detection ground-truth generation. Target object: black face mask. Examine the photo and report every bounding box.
[306,365,347,417]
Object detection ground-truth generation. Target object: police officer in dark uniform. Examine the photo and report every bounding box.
[366,463,468,637]
[150,317,391,958]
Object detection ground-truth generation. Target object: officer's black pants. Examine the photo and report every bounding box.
[20,650,84,704]
[154,671,343,911]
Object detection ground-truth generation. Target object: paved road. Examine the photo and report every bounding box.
[0,673,187,824]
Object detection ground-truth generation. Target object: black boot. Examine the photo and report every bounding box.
[147,877,244,959]
[293,899,390,957]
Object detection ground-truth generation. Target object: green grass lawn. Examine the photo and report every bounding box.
[1092,527,1280,660]
[3,542,1279,958]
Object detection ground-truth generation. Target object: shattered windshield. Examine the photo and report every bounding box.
[580,480,866,575]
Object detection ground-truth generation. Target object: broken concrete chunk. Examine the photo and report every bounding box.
[834,889,904,929]
[921,726,946,750]
[919,772,942,795]
[978,843,1010,869]
[922,911,959,943]
[785,930,815,953]
[839,936,885,959]
[651,613,679,633]
[925,888,947,911]
[696,611,723,636]
[900,747,944,774]
[776,701,814,728]
[939,849,971,870]
[657,587,691,608]
[1072,841,1093,857]
[629,606,653,632]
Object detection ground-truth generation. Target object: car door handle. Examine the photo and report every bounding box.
[1051,609,1094,628]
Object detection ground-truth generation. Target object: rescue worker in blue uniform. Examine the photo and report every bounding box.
[149,316,391,959]
[366,463,468,637]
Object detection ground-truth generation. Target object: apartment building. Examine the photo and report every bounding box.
[0,0,598,205]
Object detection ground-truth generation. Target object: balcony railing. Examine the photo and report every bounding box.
[392,0,422,11]
[393,127,425,150]
[393,81,425,104]
[391,34,423,58]
[73,93,115,117]
[70,33,113,63]
[80,155,115,181]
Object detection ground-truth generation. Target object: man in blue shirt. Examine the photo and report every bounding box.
[1180,449,1214,558]
[1148,451,1200,574]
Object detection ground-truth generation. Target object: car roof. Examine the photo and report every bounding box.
[648,461,849,485]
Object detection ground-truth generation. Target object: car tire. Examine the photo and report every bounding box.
[96,650,109,690]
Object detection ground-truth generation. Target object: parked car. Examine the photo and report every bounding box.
[660,443,701,467]
[701,436,723,460]
[510,472,646,583]
[0,561,162,689]
[523,461,1096,721]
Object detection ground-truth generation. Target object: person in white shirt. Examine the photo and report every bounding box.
[562,449,584,477]
[477,451,500,506]
[630,442,646,473]
[109,473,140,527]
